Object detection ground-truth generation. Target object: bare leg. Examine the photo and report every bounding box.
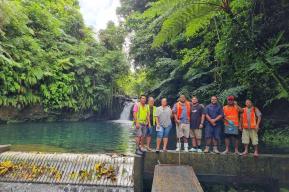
[140,137,144,149]
[183,137,189,151]
[163,138,168,150]
[213,138,220,153]
[197,139,201,146]
[183,137,188,143]
[223,137,230,153]
[192,137,197,148]
[253,145,259,156]
[135,137,140,149]
[241,144,249,155]
[212,138,218,146]
[204,138,211,152]
[234,137,240,154]
[156,138,161,150]
[206,138,211,146]
[146,136,151,149]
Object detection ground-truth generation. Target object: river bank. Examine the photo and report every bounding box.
[0,96,131,124]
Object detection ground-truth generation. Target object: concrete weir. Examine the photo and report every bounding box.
[152,165,203,192]
[0,151,138,191]
[0,145,11,153]
[1,149,289,191]
[143,151,289,191]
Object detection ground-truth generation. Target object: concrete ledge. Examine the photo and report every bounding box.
[143,151,289,188]
[0,145,11,153]
[133,155,143,192]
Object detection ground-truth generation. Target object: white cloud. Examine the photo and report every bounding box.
[79,0,120,31]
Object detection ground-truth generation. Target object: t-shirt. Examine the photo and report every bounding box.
[133,103,139,113]
[156,106,172,128]
[190,103,205,129]
[172,103,189,124]
[205,103,224,127]
[246,107,262,128]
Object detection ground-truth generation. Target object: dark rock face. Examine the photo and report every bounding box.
[263,99,289,128]
[0,96,130,123]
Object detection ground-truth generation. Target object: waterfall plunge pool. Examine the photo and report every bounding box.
[0,121,135,153]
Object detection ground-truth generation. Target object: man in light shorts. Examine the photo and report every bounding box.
[133,95,150,155]
[155,98,172,152]
[173,95,191,152]
[189,96,205,153]
[240,99,262,157]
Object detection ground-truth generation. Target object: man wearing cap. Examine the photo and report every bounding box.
[222,96,243,154]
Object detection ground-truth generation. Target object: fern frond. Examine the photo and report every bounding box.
[144,0,187,18]
[150,0,221,47]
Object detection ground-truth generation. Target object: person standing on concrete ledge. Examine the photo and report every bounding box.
[173,95,191,152]
[155,98,173,152]
[222,95,243,155]
[133,95,150,155]
[240,99,262,157]
[146,97,157,151]
[189,96,205,153]
[204,96,224,153]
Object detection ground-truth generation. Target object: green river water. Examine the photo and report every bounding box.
[0,120,288,154]
[0,121,135,153]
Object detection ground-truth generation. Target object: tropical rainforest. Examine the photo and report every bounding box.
[0,0,128,116]
[0,0,289,138]
[116,0,289,144]
[118,0,289,104]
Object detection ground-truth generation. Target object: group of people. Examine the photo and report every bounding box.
[132,94,262,157]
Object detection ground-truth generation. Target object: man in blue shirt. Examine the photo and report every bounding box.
[204,96,224,153]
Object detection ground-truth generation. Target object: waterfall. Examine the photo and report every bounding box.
[111,99,136,124]
[119,101,134,120]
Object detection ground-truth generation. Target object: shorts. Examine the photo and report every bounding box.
[224,124,238,135]
[190,129,202,140]
[225,134,240,139]
[134,124,147,137]
[146,126,154,136]
[157,124,172,139]
[242,128,258,145]
[176,123,190,138]
[205,125,221,140]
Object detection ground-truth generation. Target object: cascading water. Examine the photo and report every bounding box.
[119,101,134,120]
[111,99,136,124]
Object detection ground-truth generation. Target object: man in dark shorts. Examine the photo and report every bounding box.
[204,96,224,153]
[189,96,205,153]
[222,96,243,154]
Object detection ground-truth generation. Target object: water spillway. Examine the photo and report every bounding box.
[0,151,135,191]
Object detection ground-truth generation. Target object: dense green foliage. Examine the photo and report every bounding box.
[0,0,128,113]
[118,0,289,108]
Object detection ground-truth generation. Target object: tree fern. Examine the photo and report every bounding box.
[144,0,222,47]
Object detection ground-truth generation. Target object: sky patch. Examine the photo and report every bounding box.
[79,0,120,31]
